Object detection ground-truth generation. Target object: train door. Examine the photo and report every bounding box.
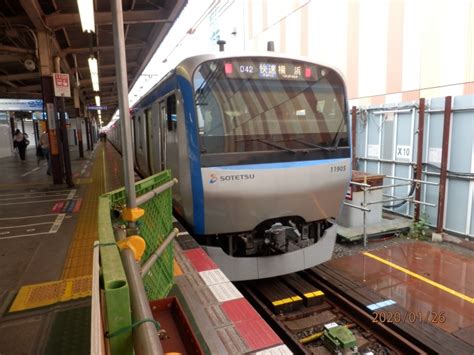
[159,101,167,170]
[145,108,154,174]
[147,106,160,174]
[133,111,150,176]
[131,115,138,164]
[164,95,178,179]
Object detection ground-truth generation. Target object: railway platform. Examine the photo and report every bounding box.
[0,141,290,354]
[0,142,124,354]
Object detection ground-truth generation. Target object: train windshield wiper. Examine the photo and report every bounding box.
[257,139,298,154]
[237,138,298,154]
[291,138,335,151]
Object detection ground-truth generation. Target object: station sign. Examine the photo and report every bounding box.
[0,98,43,111]
[53,73,71,97]
[88,105,108,110]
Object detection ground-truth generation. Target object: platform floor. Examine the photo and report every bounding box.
[0,142,124,353]
[325,242,474,350]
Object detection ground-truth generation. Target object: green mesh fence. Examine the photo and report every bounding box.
[108,170,174,300]
[98,170,174,355]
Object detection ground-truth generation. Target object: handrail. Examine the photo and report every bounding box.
[136,178,178,206]
[141,228,179,277]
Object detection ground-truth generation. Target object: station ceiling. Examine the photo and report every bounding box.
[0,0,186,123]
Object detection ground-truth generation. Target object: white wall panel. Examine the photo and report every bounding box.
[307,0,347,73]
[439,0,469,87]
[401,0,421,92]
[358,0,388,97]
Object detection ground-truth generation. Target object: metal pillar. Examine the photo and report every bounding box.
[33,119,39,149]
[111,0,162,353]
[85,115,91,150]
[111,0,137,210]
[414,98,425,222]
[54,57,74,187]
[351,106,357,171]
[74,87,84,158]
[38,31,62,184]
[88,115,94,150]
[436,96,452,233]
[42,76,63,184]
[9,114,15,138]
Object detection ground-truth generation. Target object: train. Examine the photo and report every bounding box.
[108,53,352,281]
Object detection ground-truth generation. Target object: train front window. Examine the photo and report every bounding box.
[193,58,348,155]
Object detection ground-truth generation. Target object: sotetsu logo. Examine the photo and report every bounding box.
[209,173,255,184]
[209,174,218,184]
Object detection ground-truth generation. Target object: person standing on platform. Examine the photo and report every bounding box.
[13,129,29,161]
[39,131,51,175]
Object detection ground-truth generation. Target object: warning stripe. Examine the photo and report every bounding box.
[181,244,290,353]
[304,290,324,298]
[272,296,303,306]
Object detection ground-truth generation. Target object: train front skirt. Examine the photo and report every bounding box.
[202,223,337,281]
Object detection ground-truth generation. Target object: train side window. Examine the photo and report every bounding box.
[167,95,177,131]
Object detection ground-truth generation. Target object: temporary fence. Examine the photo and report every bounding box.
[95,170,175,354]
[352,94,474,239]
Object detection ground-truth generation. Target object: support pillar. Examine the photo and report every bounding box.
[89,115,95,149]
[436,96,452,233]
[74,87,84,158]
[38,31,62,184]
[9,114,15,138]
[111,0,162,353]
[85,115,91,151]
[414,98,425,222]
[54,56,74,187]
[351,106,357,171]
[33,119,39,149]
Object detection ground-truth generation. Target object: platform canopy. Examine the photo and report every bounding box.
[0,0,187,124]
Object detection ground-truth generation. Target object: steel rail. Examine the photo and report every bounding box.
[237,283,310,354]
[305,268,429,355]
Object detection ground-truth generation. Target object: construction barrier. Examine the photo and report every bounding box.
[97,170,174,354]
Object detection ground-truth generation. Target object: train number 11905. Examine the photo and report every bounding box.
[330,165,346,173]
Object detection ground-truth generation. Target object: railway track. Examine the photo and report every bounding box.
[237,267,429,354]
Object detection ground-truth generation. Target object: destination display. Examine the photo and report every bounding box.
[224,59,319,81]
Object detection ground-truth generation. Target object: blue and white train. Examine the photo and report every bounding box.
[108,53,351,281]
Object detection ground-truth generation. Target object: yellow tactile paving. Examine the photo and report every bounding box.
[61,150,104,279]
[9,276,92,312]
[8,144,124,312]
[75,178,93,184]
[62,145,113,279]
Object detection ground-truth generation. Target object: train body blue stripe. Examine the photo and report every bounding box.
[177,75,205,234]
[208,158,349,171]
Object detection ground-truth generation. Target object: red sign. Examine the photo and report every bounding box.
[53,73,71,97]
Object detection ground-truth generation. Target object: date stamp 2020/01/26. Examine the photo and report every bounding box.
[372,311,447,324]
